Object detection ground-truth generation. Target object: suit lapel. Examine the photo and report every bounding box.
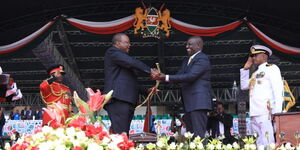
[185,52,201,71]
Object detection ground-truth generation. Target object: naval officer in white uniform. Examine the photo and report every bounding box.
[240,45,283,147]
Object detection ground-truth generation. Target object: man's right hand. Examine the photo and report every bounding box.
[243,57,253,70]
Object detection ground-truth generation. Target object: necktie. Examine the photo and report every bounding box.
[187,57,193,65]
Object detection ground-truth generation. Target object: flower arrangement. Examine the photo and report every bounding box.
[133,132,300,150]
[7,88,135,150]
[6,87,300,150]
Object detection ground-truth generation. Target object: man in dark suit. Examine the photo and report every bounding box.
[104,33,154,135]
[153,36,212,138]
[26,107,33,120]
[208,102,234,144]
[21,108,27,120]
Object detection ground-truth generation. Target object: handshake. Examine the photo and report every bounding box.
[150,68,166,81]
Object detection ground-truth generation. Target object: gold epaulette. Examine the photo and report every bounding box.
[266,64,273,67]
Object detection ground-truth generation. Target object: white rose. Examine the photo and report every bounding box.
[216,143,222,149]
[76,131,88,142]
[179,143,184,148]
[4,142,11,150]
[102,136,111,145]
[226,144,233,149]
[197,143,204,150]
[111,134,124,144]
[108,142,121,150]
[269,143,276,150]
[42,126,53,134]
[232,142,240,149]
[55,128,66,138]
[169,142,177,150]
[55,144,67,150]
[66,127,76,137]
[258,145,265,150]
[189,142,196,149]
[249,144,256,150]
[38,142,52,150]
[72,139,81,147]
[207,144,215,150]
[156,141,164,148]
[88,142,104,150]
[244,144,250,150]
[184,132,194,139]
[285,143,293,149]
[32,133,46,144]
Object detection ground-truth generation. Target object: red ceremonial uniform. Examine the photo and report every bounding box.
[40,80,72,125]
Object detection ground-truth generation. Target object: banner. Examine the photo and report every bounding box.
[2,117,251,136]
[248,22,300,55]
[102,119,173,135]
[0,21,55,54]
[2,120,42,136]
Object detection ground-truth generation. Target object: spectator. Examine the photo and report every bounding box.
[37,108,43,120]
[13,110,20,120]
[150,117,156,134]
[20,108,26,120]
[26,107,33,120]
[172,115,187,143]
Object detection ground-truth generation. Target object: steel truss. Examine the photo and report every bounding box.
[53,39,254,47]
[32,36,88,100]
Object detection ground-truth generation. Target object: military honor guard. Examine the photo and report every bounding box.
[240,45,284,147]
[40,65,72,125]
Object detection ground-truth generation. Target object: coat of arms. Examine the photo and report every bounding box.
[133,4,171,38]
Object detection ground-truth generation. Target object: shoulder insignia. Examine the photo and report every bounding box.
[266,64,273,67]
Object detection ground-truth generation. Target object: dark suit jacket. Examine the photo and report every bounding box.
[21,110,26,120]
[104,46,151,104]
[207,112,233,144]
[26,110,33,120]
[169,52,212,112]
[216,113,233,138]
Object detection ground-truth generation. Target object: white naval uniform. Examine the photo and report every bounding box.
[240,62,283,147]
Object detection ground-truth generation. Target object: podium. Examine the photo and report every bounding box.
[274,112,300,146]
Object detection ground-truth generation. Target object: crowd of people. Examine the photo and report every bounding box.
[7,107,43,120]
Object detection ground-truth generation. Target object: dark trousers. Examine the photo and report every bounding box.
[185,110,208,138]
[105,98,135,135]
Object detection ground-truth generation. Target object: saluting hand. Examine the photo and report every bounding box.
[243,57,253,70]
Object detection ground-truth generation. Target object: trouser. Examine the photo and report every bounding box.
[105,98,135,135]
[251,114,275,148]
[184,110,208,138]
